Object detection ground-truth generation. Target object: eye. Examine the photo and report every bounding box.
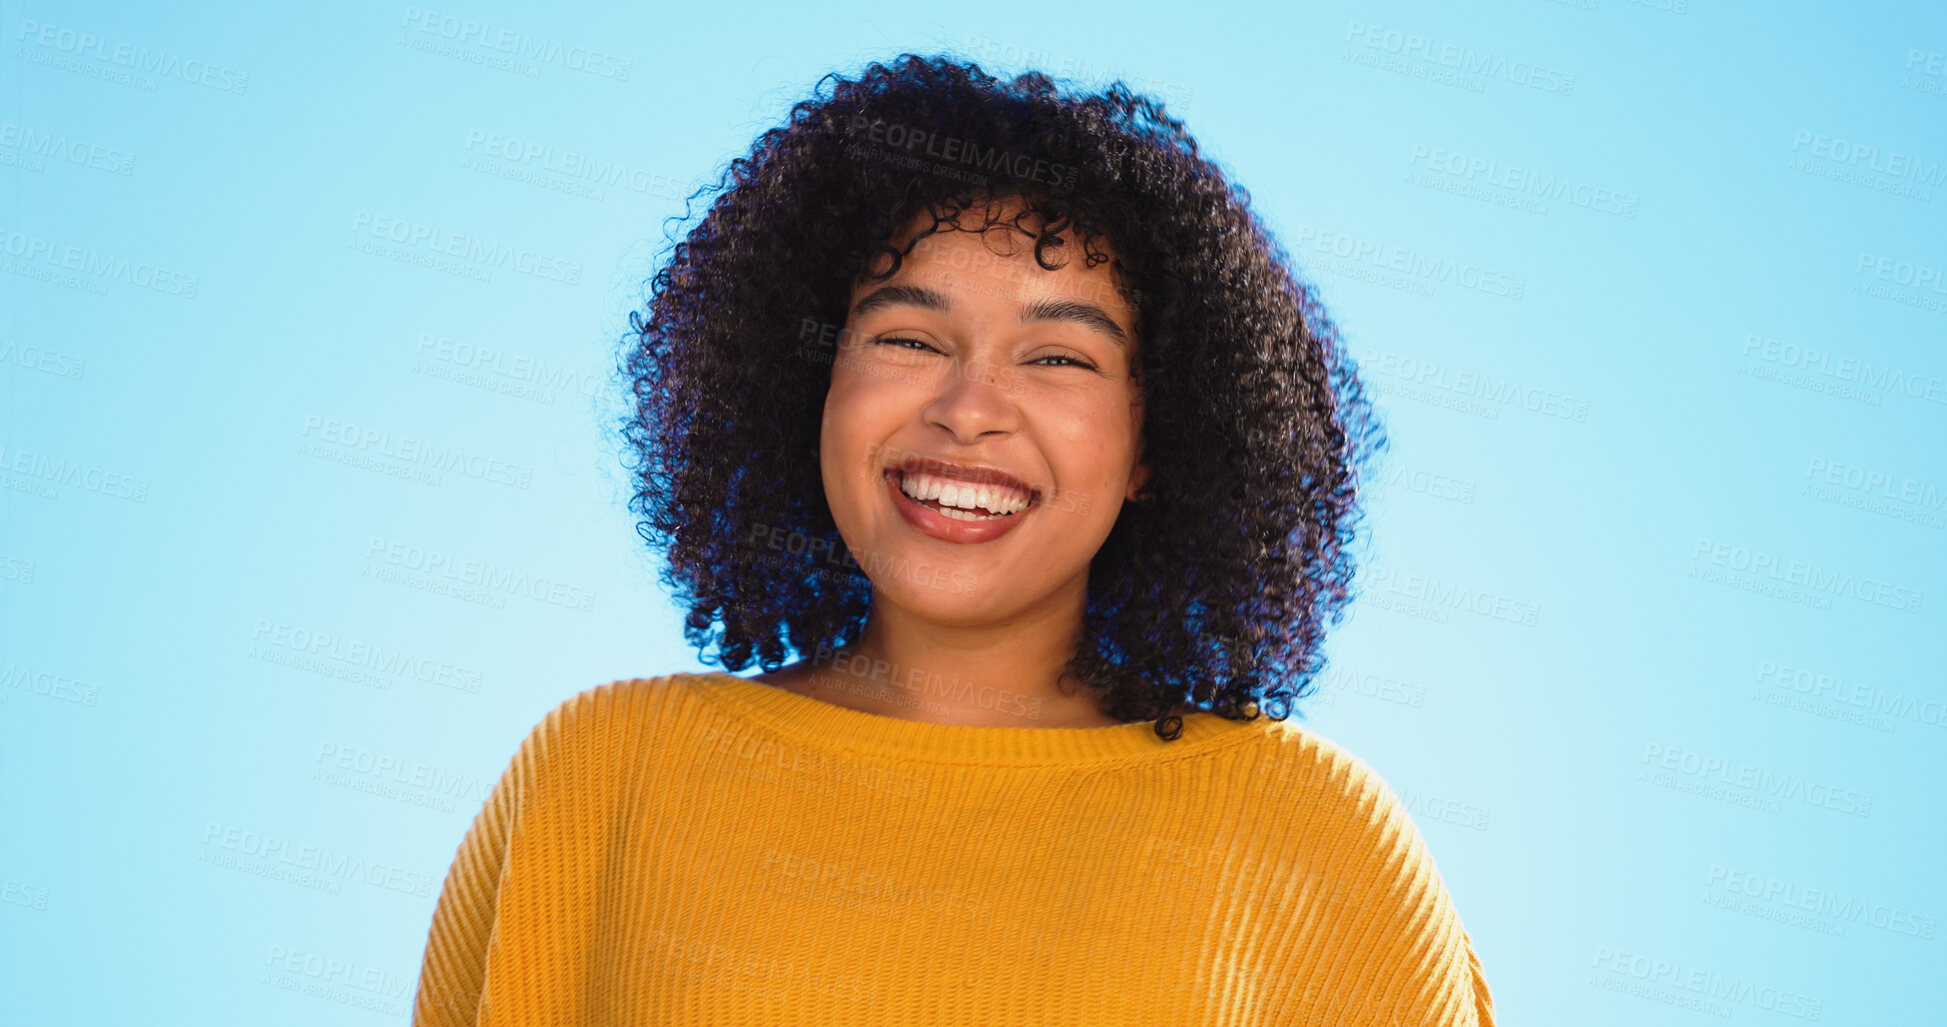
[1030,354,1098,370]
[874,336,938,353]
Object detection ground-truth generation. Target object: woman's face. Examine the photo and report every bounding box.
[819,200,1148,626]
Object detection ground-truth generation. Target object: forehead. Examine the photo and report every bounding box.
[856,201,1132,316]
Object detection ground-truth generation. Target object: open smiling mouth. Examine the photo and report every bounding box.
[881,459,1044,542]
[888,468,1039,520]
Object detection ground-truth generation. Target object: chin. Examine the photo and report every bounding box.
[867,570,997,620]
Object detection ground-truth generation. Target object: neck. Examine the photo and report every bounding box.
[802,576,1128,727]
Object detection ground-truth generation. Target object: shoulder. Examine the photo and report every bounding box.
[532,672,726,733]
[1233,714,1408,827]
[532,673,696,729]
[495,674,718,793]
[1237,715,1440,889]
[1232,717,1495,1023]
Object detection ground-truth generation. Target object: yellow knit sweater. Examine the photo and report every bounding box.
[412,672,1495,1025]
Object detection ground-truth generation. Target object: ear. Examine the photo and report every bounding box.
[1126,459,1151,503]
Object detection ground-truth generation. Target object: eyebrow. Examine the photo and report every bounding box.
[849,284,1128,347]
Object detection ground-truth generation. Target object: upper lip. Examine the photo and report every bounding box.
[887,455,1041,503]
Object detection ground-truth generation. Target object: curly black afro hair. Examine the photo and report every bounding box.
[617,53,1386,740]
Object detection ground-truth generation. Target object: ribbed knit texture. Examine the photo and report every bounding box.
[412,672,1495,1025]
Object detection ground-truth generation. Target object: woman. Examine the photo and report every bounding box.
[413,54,1495,1025]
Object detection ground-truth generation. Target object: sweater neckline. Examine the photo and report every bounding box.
[680,671,1269,767]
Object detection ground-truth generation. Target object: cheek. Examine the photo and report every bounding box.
[1047,402,1139,475]
[819,382,901,511]
[818,403,862,509]
[821,368,875,439]
[825,358,904,420]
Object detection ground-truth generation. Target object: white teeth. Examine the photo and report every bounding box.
[896,470,1031,516]
[935,506,1005,521]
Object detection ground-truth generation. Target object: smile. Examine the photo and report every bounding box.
[883,458,1042,544]
[895,470,1033,519]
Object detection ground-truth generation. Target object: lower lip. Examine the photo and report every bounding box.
[886,471,1036,544]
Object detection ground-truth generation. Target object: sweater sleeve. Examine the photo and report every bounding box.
[410,705,556,1026]
[1364,805,1498,1027]
[1276,733,1498,1026]
[1350,796,1496,1027]
[1464,930,1497,1027]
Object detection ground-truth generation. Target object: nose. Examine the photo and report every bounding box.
[921,354,1021,442]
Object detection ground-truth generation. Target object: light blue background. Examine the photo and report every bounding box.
[4,1,1944,1023]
